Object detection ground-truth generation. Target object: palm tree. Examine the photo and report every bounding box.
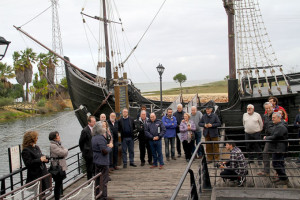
[37,53,47,80]
[0,62,15,89]
[46,51,58,85]
[21,48,37,102]
[13,51,25,101]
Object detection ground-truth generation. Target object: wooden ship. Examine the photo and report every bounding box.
[220,0,300,127]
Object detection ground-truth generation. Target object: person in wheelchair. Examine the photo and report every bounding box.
[219,141,248,187]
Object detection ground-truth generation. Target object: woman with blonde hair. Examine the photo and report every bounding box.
[180,113,196,162]
[21,131,50,192]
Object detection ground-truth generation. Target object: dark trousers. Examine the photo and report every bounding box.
[272,153,288,180]
[95,165,110,199]
[84,157,94,180]
[112,141,119,167]
[220,169,239,181]
[53,176,63,200]
[176,133,182,155]
[139,138,152,163]
[262,143,271,173]
[182,140,195,160]
[245,132,263,161]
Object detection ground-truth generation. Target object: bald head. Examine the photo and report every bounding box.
[150,113,156,122]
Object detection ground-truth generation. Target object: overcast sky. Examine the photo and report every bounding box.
[1,0,300,83]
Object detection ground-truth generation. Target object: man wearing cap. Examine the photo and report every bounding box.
[199,105,221,163]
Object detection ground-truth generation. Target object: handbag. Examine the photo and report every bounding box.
[48,159,64,178]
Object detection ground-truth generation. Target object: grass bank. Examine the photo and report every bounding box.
[0,99,73,122]
[143,80,228,96]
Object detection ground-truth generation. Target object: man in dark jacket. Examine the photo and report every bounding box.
[79,115,96,180]
[108,112,119,170]
[264,112,289,185]
[118,108,137,168]
[136,110,152,166]
[173,104,185,157]
[145,113,166,169]
[199,106,221,163]
[258,102,274,176]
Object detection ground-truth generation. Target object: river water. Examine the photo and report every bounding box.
[0,110,82,177]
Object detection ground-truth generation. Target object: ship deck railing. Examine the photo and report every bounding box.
[170,137,300,200]
[0,145,84,197]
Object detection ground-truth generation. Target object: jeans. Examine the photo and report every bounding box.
[272,153,288,180]
[194,131,203,156]
[164,137,175,158]
[149,140,164,166]
[122,137,134,164]
[176,133,182,155]
[245,132,263,161]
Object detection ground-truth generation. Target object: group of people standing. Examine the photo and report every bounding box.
[242,96,290,185]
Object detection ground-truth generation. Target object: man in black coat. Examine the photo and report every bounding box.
[136,110,152,166]
[199,106,221,162]
[79,115,96,180]
[173,104,185,157]
[264,112,289,185]
[107,112,120,170]
[118,108,137,168]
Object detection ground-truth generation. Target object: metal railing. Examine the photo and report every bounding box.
[0,145,83,196]
[170,138,300,200]
[0,173,53,200]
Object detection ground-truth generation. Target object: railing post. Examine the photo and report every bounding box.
[201,145,211,189]
[188,169,198,200]
[77,153,81,175]
[1,179,5,195]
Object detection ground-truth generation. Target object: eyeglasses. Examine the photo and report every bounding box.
[247,108,253,110]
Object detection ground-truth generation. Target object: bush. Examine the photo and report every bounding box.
[37,98,46,107]
[0,98,14,108]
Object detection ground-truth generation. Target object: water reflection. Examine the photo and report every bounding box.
[0,111,82,176]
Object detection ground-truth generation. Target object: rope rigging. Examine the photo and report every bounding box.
[233,0,291,95]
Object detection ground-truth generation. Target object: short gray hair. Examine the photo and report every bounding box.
[247,104,254,109]
[93,122,106,135]
[177,104,183,108]
[141,110,146,115]
[264,102,272,108]
[272,112,282,118]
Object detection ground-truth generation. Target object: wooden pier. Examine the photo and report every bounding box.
[61,140,300,200]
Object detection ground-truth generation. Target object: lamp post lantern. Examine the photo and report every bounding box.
[156,63,165,114]
[0,37,11,61]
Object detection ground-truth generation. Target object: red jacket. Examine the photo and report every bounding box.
[264,105,288,122]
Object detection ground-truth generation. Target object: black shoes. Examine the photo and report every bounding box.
[130,163,137,167]
[171,157,176,160]
[141,162,145,166]
[123,164,127,168]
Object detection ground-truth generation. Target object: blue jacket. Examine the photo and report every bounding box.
[162,115,177,138]
[144,119,166,140]
[92,135,112,166]
[199,113,221,137]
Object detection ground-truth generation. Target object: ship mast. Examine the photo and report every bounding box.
[102,0,112,90]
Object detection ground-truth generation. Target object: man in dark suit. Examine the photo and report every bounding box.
[79,115,96,180]
[118,108,137,168]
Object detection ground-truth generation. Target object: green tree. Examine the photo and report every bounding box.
[46,52,58,85]
[0,62,15,85]
[13,51,25,101]
[60,77,68,89]
[32,73,48,100]
[173,73,187,95]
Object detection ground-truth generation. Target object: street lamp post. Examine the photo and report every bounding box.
[0,37,11,60]
[156,63,165,114]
